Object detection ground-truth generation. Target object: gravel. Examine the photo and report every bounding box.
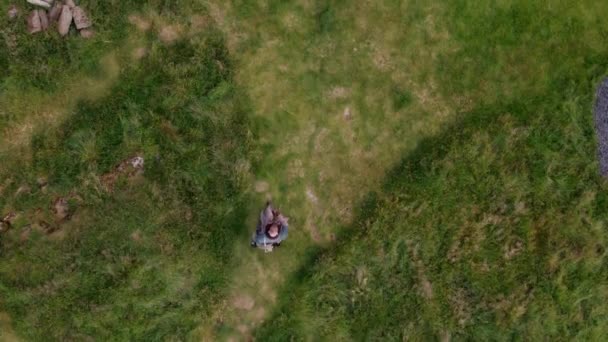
[594,78,608,177]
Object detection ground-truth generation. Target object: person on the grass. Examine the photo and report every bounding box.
[251,201,288,251]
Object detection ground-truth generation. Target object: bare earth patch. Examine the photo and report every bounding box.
[158,25,182,44]
[100,155,144,191]
[232,294,255,311]
[128,14,151,31]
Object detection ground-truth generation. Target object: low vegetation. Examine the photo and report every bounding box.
[2,0,608,340]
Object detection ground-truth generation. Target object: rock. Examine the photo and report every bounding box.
[53,197,70,221]
[64,0,75,8]
[37,177,48,187]
[343,106,352,120]
[3,212,17,224]
[57,5,72,36]
[38,9,49,30]
[80,28,94,38]
[72,6,90,29]
[38,220,56,234]
[129,156,144,169]
[48,1,62,22]
[7,5,19,20]
[15,185,31,196]
[27,0,51,9]
[27,10,42,34]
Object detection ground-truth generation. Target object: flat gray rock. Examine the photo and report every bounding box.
[72,6,91,29]
[57,5,72,36]
[594,78,608,177]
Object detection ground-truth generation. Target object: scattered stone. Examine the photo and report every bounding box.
[39,220,57,234]
[27,0,52,9]
[57,5,72,36]
[232,294,255,310]
[306,187,318,204]
[504,240,524,260]
[72,6,90,29]
[37,177,48,188]
[64,0,75,8]
[53,197,70,221]
[38,9,49,31]
[130,156,144,169]
[27,10,42,34]
[7,5,19,20]
[343,106,352,120]
[15,185,31,196]
[254,181,269,193]
[48,1,62,22]
[80,28,94,38]
[0,212,16,233]
[101,155,145,191]
[3,212,17,224]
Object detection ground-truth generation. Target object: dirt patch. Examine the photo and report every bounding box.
[130,230,142,242]
[0,311,19,342]
[450,288,472,327]
[101,155,144,191]
[254,180,269,193]
[504,239,524,260]
[407,240,433,299]
[53,197,70,221]
[327,86,351,99]
[158,25,182,44]
[128,14,151,31]
[343,106,353,121]
[132,47,148,60]
[190,15,209,33]
[232,294,255,311]
[305,217,322,243]
[305,187,318,205]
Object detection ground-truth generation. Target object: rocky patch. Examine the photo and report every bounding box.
[101,155,145,191]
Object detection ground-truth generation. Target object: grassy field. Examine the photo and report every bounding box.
[2,0,608,340]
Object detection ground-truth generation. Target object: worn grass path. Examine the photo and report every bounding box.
[196,1,465,339]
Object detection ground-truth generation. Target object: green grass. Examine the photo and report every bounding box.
[2,0,608,340]
[254,1,608,340]
[1,2,252,340]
